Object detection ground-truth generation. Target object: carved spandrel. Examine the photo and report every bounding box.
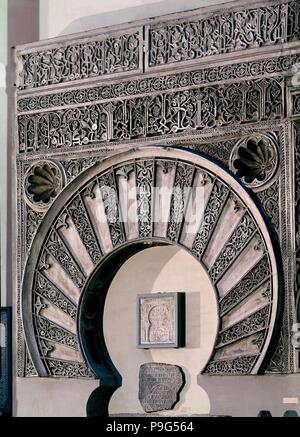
[256,180,280,232]
[139,363,185,413]
[294,122,300,303]
[25,205,44,250]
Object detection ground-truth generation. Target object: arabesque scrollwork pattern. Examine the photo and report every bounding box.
[209,214,257,284]
[220,255,271,316]
[294,122,300,315]
[17,78,283,154]
[267,328,285,373]
[256,180,280,232]
[25,205,44,250]
[66,196,102,264]
[167,162,194,241]
[16,2,300,91]
[18,31,141,90]
[17,53,300,114]
[192,179,228,259]
[99,171,125,247]
[34,272,77,319]
[34,315,78,350]
[204,355,258,375]
[46,360,94,378]
[45,230,86,288]
[136,160,154,238]
[217,305,270,348]
[148,2,299,68]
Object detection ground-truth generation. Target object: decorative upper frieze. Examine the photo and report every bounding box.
[16,0,300,91]
[17,77,284,154]
[146,1,300,69]
[17,53,300,114]
[17,28,142,90]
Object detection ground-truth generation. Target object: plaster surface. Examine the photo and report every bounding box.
[104,246,218,416]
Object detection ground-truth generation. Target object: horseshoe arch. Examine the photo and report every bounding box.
[21,147,283,386]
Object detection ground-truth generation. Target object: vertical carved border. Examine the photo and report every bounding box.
[267,121,296,373]
[293,119,300,369]
[16,160,26,376]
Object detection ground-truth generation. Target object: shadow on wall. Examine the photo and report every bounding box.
[57,0,233,37]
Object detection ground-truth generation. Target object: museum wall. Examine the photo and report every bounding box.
[39,0,233,39]
[0,0,8,306]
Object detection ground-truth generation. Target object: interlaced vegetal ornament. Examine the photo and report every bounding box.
[229,134,279,191]
[24,161,65,211]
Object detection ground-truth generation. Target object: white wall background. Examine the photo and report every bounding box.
[39,0,234,39]
[0,0,8,306]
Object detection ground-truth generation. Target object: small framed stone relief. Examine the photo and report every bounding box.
[137,292,185,348]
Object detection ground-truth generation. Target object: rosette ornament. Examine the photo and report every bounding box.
[230,135,278,191]
[25,161,65,210]
[233,139,273,183]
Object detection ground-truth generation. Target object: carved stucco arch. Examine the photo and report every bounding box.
[22,147,283,381]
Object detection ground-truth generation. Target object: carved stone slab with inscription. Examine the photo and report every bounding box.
[137,292,185,348]
[139,363,185,413]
